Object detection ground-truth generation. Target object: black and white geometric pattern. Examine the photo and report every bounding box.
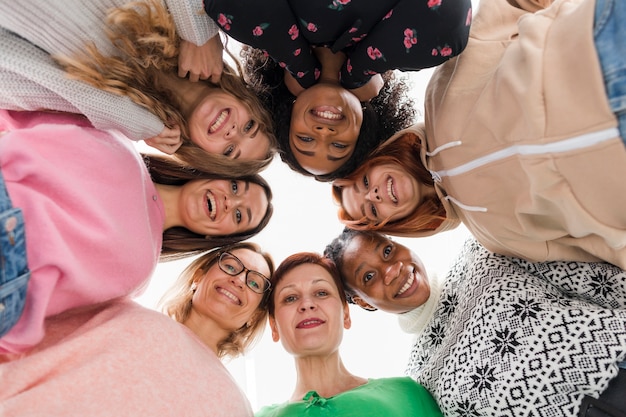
[406,239,626,417]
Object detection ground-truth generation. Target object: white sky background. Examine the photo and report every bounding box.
[134,3,481,406]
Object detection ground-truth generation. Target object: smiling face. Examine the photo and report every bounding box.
[289,83,363,176]
[179,179,268,236]
[269,263,350,356]
[340,163,421,225]
[188,90,271,161]
[191,248,271,331]
[339,233,430,314]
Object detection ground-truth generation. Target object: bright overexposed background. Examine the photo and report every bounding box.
[134,5,480,406]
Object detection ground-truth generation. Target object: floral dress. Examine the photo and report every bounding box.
[204,0,472,89]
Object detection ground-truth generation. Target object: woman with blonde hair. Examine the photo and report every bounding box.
[0,0,277,177]
[159,242,274,358]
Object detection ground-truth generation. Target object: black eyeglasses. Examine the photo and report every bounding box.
[218,252,271,294]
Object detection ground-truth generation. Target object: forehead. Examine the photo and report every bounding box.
[248,182,268,204]
[291,148,345,176]
[279,263,335,288]
[230,248,270,274]
[340,185,365,221]
[343,233,386,260]
[246,183,269,223]
[243,134,271,160]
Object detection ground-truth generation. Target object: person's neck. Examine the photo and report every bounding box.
[183,311,230,356]
[315,47,344,85]
[289,352,367,402]
[156,72,214,118]
[154,183,180,230]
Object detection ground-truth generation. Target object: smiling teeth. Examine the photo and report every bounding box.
[396,272,415,296]
[219,288,240,304]
[312,110,342,120]
[207,192,216,220]
[209,110,228,133]
[387,177,398,203]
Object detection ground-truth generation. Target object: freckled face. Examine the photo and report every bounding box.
[178,179,268,236]
[289,83,363,175]
[191,248,271,330]
[270,263,349,356]
[340,234,430,314]
[188,90,271,161]
[340,163,421,224]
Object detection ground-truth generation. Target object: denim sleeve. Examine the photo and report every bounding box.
[0,178,30,339]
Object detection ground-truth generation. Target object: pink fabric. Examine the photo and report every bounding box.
[0,298,254,417]
[0,110,164,354]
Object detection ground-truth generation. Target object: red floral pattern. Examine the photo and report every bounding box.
[205,0,472,89]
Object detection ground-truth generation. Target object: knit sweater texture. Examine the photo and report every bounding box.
[0,0,218,140]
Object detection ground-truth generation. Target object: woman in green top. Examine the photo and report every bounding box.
[255,252,442,417]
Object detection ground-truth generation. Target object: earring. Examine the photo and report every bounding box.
[190,282,197,292]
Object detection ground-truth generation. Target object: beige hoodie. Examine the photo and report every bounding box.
[402,0,626,268]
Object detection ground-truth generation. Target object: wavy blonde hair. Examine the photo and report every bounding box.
[158,242,275,359]
[56,0,277,177]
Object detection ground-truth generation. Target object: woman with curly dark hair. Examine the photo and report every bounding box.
[206,0,472,180]
[241,46,419,181]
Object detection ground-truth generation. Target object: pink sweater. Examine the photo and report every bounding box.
[0,110,164,354]
[0,298,254,417]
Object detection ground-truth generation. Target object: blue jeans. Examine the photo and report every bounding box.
[0,168,30,338]
[594,0,626,147]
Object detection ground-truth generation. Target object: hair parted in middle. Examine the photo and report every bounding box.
[269,252,347,316]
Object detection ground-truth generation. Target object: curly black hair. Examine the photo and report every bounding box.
[240,46,417,182]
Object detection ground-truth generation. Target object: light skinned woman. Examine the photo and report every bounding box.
[0,242,275,416]
[207,0,472,179]
[0,109,273,355]
[0,0,278,177]
[255,252,442,417]
[324,228,626,417]
[159,242,274,358]
[332,0,626,269]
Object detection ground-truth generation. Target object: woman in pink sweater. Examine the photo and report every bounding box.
[0,109,273,355]
[0,242,275,416]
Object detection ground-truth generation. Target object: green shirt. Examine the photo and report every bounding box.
[255,377,442,417]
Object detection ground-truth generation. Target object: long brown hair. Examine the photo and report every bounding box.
[144,154,274,261]
[56,0,277,177]
[158,242,275,358]
[332,132,446,236]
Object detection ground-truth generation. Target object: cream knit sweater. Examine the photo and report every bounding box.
[0,0,218,140]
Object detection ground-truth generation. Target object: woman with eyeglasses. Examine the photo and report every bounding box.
[159,242,274,357]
